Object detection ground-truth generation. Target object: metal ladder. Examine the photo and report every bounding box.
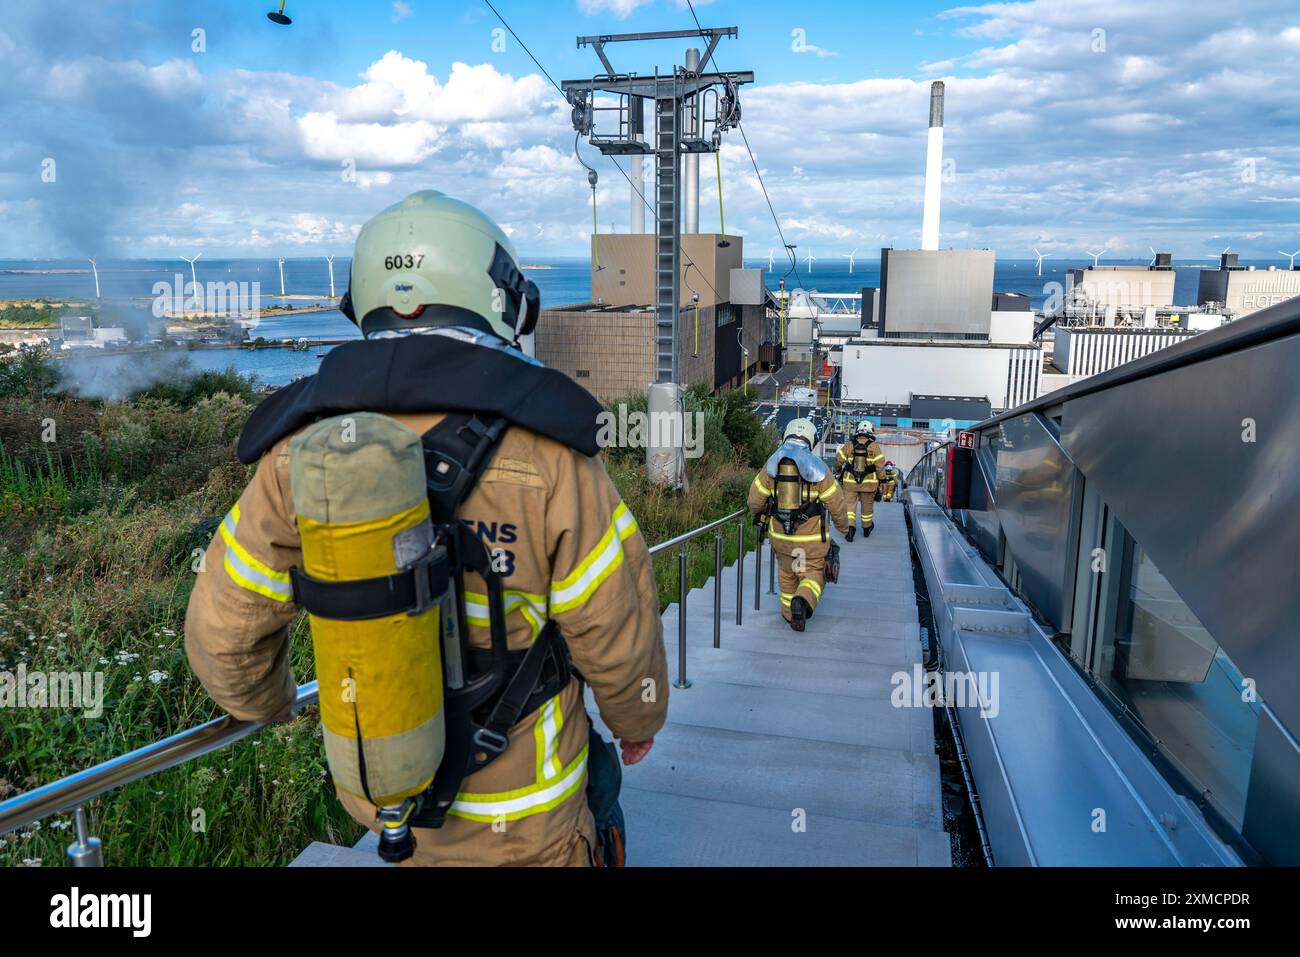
[654,70,681,385]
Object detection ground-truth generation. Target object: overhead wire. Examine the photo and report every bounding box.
[683,0,803,287]
[483,0,722,303]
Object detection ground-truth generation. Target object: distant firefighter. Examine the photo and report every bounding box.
[881,461,899,502]
[749,418,851,632]
[836,420,884,539]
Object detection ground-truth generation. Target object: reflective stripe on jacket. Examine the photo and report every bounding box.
[185,412,668,866]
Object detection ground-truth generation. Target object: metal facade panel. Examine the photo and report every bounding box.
[1241,707,1300,865]
[1060,331,1300,736]
[993,412,1080,630]
[728,267,764,305]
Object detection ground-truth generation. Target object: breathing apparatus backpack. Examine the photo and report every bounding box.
[288,411,571,863]
[843,437,877,485]
[765,443,829,542]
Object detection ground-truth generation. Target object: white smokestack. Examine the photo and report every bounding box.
[920,80,944,251]
[683,47,701,234]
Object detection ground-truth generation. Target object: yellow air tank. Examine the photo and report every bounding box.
[852,444,869,475]
[289,413,446,807]
[776,457,803,512]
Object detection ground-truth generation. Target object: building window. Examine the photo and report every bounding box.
[716,304,733,328]
[1090,524,1260,832]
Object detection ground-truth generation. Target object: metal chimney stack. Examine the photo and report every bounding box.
[920,81,944,251]
[683,47,701,234]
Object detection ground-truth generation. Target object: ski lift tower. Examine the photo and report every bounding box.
[563,28,751,485]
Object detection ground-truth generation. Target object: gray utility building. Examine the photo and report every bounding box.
[878,248,996,340]
[1198,253,1300,319]
[1066,262,1176,318]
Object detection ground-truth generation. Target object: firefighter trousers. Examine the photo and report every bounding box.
[774,542,827,622]
[843,486,876,531]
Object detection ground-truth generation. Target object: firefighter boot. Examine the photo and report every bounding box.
[790,597,809,633]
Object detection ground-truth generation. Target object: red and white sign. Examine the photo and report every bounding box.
[957,430,976,449]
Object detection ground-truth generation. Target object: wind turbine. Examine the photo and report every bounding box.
[1280,250,1300,270]
[767,248,775,273]
[1085,248,1108,268]
[805,247,814,274]
[87,258,100,299]
[1033,248,1049,277]
[181,252,202,291]
[326,256,336,298]
[278,257,286,297]
[848,249,858,275]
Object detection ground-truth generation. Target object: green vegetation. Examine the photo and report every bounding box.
[0,352,774,867]
[0,301,95,329]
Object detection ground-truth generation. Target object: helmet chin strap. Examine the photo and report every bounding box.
[513,289,529,346]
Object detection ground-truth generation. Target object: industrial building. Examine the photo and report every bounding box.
[1198,253,1300,318]
[1066,259,1177,321]
[535,234,767,403]
[878,248,997,339]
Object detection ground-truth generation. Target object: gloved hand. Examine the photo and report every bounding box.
[619,738,654,766]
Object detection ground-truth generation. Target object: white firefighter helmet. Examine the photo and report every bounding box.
[342,189,539,341]
[854,418,875,437]
[784,417,817,447]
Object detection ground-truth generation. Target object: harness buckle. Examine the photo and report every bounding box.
[473,727,510,755]
[407,547,446,616]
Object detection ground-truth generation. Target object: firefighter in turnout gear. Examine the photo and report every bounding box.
[185,190,668,867]
[881,461,899,502]
[836,420,885,540]
[748,418,851,632]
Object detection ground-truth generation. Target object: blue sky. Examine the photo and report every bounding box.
[2,0,1298,261]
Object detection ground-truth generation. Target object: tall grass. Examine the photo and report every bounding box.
[0,350,774,866]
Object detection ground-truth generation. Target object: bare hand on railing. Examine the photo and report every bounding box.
[619,737,654,766]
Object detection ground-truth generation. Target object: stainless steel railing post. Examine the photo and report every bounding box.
[675,545,692,689]
[753,531,762,611]
[713,530,723,648]
[735,521,745,625]
[66,806,103,867]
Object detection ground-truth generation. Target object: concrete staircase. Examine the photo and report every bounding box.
[618,501,949,866]
[293,501,950,867]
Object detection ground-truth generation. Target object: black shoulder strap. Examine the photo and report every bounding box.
[421,412,510,523]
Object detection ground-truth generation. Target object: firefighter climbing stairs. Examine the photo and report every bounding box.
[291,501,949,866]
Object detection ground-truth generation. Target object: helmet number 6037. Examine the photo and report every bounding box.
[384,254,425,269]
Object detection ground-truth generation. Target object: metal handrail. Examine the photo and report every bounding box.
[0,682,319,842]
[646,507,758,689]
[0,507,762,859]
[646,508,745,557]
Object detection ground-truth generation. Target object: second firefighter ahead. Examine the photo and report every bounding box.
[748,418,851,633]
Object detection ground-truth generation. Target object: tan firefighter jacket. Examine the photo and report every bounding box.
[185,412,668,866]
[747,460,851,554]
[836,439,885,490]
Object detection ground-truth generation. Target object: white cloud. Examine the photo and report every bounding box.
[577,0,652,17]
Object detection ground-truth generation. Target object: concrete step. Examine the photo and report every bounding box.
[290,839,390,867]
[645,674,937,756]
[663,619,923,667]
[616,721,943,832]
[665,592,920,625]
[619,787,951,867]
[659,640,918,700]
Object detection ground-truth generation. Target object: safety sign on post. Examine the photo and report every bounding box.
[957,430,976,450]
